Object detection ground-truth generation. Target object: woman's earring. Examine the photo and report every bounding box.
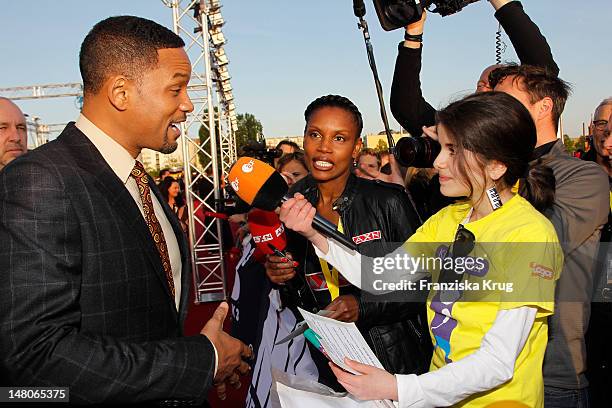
[486,185,503,210]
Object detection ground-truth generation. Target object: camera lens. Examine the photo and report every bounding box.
[394,136,441,168]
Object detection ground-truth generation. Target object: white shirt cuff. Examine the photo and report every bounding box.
[396,374,429,408]
[207,337,219,377]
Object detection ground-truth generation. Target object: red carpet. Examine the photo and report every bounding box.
[183,247,250,408]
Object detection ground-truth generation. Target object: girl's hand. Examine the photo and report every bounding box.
[329,358,399,401]
[279,193,317,239]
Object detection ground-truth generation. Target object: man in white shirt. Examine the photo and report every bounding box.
[0,15,251,405]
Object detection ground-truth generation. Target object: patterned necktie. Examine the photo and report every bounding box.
[130,161,175,297]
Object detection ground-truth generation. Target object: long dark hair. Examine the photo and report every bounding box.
[436,92,555,212]
[159,176,184,207]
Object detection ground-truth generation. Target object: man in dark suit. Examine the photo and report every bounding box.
[0,16,251,404]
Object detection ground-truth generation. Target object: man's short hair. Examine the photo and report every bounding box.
[79,16,185,95]
[595,97,612,114]
[489,64,571,130]
[275,140,300,151]
[357,148,381,167]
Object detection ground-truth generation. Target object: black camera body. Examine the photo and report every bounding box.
[239,140,282,166]
[372,0,480,31]
[394,136,441,168]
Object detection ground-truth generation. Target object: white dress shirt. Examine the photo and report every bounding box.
[76,114,183,310]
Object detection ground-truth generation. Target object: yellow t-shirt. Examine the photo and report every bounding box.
[404,195,563,408]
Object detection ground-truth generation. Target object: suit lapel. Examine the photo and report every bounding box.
[58,124,177,309]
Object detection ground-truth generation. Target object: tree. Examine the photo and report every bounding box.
[198,109,221,169]
[375,139,388,152]
[235,113,263,150]
[562,134,575,153]
[573,135,586,153]
[197,111,264,169]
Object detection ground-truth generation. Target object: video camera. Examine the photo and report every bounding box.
[239,140,282,166]
[372,0,480,31]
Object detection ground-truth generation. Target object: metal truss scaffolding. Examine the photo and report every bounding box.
[163,0,238,303]
[0,1,237,304]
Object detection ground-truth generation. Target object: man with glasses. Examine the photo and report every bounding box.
[584,104,612,407]
[584,98,612,177]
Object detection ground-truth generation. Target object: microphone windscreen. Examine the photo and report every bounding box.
[228,157,288,211]
[247,209,287,255]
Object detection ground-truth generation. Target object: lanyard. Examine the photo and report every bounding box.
[318,218,343,300]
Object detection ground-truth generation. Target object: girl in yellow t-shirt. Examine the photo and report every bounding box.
[279,92,563,407]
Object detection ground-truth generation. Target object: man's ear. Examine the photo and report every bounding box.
[106,76,131,111]
[536,96,554,122]
[486,160,508,182]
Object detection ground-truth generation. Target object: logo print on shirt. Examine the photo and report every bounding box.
[352,230,382,244]
[530,262,554,280]
[429,244,490,363]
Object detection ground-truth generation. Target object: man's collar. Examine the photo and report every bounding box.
[532,139,560,161]
[75,114,141,184]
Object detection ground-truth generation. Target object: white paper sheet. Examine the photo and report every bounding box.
[270,369,397,408]
[276,381,393,408]
[291,308,397,408]
[298,307,385,374]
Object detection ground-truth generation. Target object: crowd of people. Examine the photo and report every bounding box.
[0,0,611,407]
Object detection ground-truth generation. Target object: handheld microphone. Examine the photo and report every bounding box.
[228,157,357,251]
[247,208,320,313]
[247,209,287,256]
[353,0,366,18]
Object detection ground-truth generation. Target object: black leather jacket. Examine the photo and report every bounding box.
[282,173,432,376]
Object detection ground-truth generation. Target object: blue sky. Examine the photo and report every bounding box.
[1,1,610,138]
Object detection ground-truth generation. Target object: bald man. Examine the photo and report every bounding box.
[0,97,27,171]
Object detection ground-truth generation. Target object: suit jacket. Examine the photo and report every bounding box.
[0,123,215,404]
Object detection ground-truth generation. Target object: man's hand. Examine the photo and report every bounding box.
[374,154,405,186]
[355,165,379,180]
[324,295,359,323]
[404,10,427,49]
[405,9,426,34]
[488,0,512,11]
[422,125,438,141]
[330,359,398,401]
[201,302,253,384]
[264,252,297,284]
